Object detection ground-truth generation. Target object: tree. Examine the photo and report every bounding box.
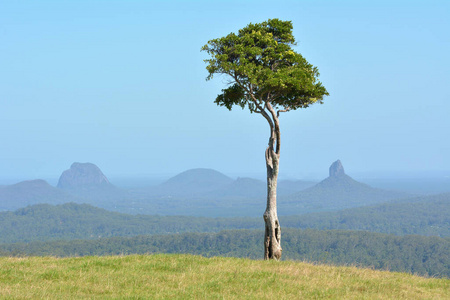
[202,19,328,260]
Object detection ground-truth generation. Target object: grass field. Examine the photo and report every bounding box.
[0,254,448,299]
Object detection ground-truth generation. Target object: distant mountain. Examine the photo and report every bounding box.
[153,168,234,197]
[57,162,112,189]
[57,162,125,203]
[280,160,409,215]
[0,179,79,211]
[0,163,128,212]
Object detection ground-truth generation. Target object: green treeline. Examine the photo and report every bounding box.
[1,229,448,278]
[1,194,449,278]
[0,203,260,243]
[0,193,448,244]
[283,193,450,237]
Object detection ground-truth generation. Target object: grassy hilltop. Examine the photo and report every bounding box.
[0,254,448,299]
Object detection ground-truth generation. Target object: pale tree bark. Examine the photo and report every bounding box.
[244,88,284,260]
[262,103,282,260]
[263,145,282,260]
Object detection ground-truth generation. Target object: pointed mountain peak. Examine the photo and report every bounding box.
[329,160,345,177]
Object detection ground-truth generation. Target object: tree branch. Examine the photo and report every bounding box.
[277,107,291,117]
[228,72,278,152]
[266,102,281,155]
[230,73,274,133]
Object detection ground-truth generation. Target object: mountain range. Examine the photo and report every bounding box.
[1,160,410,216]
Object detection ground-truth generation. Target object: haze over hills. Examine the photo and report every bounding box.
[121,167,317,216]
[56,162,126,204]
[57,162,112,189]
[151,168,234,197]
[0,160,413,216]
[279,160,410,215]
[206,177,316,199]
[0,179,80,211]
[0,163,126,211]
[130,168,315,199]
[209,177,265,198]
[123,160,410,216]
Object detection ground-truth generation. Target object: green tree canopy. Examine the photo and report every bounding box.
[201,18,328,114]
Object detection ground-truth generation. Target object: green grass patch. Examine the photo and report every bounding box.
[0,254,448,299]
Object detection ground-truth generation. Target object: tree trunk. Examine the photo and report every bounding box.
[263,147,282,260]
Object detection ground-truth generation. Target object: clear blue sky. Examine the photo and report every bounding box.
[1,0,449,182]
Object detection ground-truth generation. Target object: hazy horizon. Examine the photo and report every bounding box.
[1,161,449,196]
[1,1,449,183]
[1,160,449,183]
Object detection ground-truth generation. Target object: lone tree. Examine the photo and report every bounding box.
[202,19,328,260]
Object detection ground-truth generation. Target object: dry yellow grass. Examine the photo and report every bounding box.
[0,254,448,299]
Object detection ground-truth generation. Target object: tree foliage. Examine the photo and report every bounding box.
[201,18,328,114]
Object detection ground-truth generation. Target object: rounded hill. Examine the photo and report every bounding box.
[158,168,233,196]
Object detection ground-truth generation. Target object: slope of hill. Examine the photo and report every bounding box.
[0,180,80,211]
[280,160,409,214]
[0,203,261,244]
[278,179,317,195]
[2,229,449,278]
[207,177,266,198]
[206,177,316,198]
[1,254,448,299]
[154,168,234,197]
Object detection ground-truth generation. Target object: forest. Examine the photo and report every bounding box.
[0,196,449,278]
[0,192,448,244]
[1,228,448,278]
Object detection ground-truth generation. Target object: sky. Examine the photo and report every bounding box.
[1,0,449,183]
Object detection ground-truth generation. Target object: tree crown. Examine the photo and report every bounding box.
[201,19,328,113]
